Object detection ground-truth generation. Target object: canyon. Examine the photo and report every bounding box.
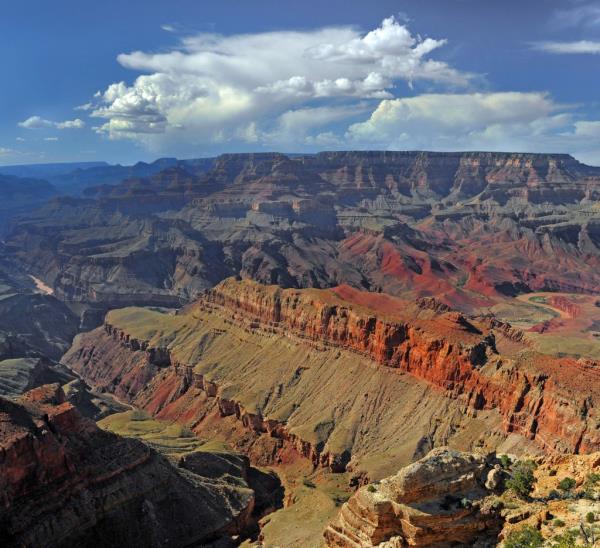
[1,150,600,546]
[4,151,600,317]
[0,383,278,547]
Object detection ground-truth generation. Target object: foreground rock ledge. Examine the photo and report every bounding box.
[324,448,502,547]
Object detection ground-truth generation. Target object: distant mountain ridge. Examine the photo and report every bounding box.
[0,157,217,195]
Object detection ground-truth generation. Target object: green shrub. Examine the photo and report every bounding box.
[366,484,377,493]
[548,489,561,500]
[550,529,578,548]
[583,472,600,498]
[587,472,600,484]
[553,519,565,527]
[586,511,596,523]
[499,454,512,469]
[506,461,536,499]
[558,477,576,492]
[504,525,544,548]
[549,468,557,477]
[522,459,538,470]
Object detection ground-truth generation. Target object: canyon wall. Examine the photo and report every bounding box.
[6,151,600,315]
[63,279,600,480]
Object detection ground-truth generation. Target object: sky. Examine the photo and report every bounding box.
[1,0,600,166]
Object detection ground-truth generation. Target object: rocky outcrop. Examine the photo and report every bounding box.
[0,384,258,547]
[325,447,600,548]
[324,448,502,547]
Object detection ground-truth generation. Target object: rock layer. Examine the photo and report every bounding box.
[6,151,600,314]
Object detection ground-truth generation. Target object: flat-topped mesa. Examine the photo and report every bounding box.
[296,150,600,199]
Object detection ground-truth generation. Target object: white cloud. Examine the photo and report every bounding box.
[75,102,94,111]
[79,14,600,164]
[345,92,600,164]
[18,116,85,129]
[0,147,13,156]
[56,118,85,129]
[260,104,369,146]
[18,116,54,129]
[15,137,26,142]
[44,137,59,141]
[550,3,600,28]
[347,92,559,145]
[89,17,470,147]
[534,40,600,54]
[161,24,176,32]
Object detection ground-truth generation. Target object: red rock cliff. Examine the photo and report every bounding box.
[65,279,600,463]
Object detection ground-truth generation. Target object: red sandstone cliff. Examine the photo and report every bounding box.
[201,280,600,454]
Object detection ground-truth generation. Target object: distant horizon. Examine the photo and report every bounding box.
[2,148,599,170]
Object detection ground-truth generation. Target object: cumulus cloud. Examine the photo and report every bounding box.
[348,92,557,143]
[89,16,470,147]
[534,40,600,54]
[0,147,13,156]
[79,14,600,163]
[18,116,54,129]
[260,104,369,146]
[18,116,85,129]
[56,118,85,129]
[346,92,600,163]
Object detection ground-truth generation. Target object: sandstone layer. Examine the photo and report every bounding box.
[324,448,502,547]
[325,447,600,547]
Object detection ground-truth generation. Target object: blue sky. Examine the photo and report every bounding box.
[2,0,600,165]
